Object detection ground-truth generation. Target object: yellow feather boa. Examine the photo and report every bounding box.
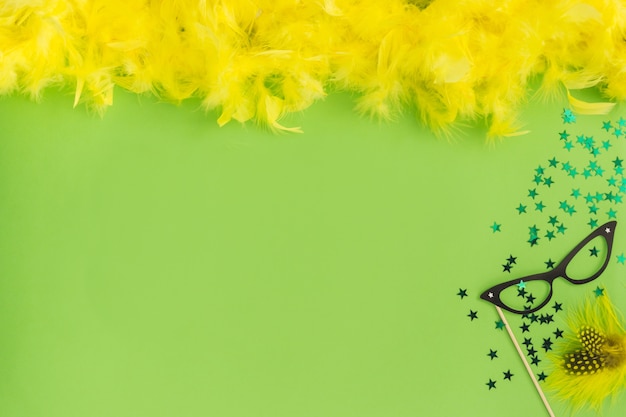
[1,0,624,136]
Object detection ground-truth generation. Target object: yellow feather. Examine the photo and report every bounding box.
[548,294,626,412]
[2,0,626,135]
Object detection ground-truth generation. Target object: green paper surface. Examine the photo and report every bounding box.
[1,89,625,417]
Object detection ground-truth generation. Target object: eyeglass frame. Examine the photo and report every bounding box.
[480,221,617,315]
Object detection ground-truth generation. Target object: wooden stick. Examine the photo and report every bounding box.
[495,306,555,417]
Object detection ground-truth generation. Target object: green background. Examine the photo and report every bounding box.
[1,88,625,416]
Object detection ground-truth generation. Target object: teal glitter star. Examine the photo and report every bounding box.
[562,109,576,123]
[607,209,617,219]
[457,289,468,299]
[594,286,605,297]
[545,230,555,241]
[557,224,567,234]
[516,204,527,214]
[517,280,526,289]
[491,222,502,233]
[535,201,546,212]
[617,254,626,264]
[548,157,559,168]
[603,121,612,131]
[602,140,611,150]
[571,189,581,198]
[559,131,569,140]
[564,141,574,151]
[588,218,598,229]
[545,259,555,268]
[486,379,497,390]
[528,188,539,199]
[495,320,505,330]
[537,372,548,382]
[582,168,592,178]
[613,157,623,168]
[589,246,599,257]
[589,205,598,214]
[543,177,554,187]
[548,216,559,226]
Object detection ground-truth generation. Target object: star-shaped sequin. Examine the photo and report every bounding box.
[542,338,553,352]
[537,372,548,382]
[468,310,478,320]
[487,349,498,360]
[594,287,605,297]
[503,370,513,381]
[486,379,497,390]
[457,289,468,299]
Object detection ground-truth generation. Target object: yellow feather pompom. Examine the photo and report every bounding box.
[1,0,625,136]
[548,294,626,412]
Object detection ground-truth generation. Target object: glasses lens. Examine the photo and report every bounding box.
[497,280,551,313]
[564,234,609,281]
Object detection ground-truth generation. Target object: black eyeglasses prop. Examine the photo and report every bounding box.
[480,221,617,315]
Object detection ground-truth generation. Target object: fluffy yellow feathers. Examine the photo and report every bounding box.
[548,294,626,411]
[1,0,626,136]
